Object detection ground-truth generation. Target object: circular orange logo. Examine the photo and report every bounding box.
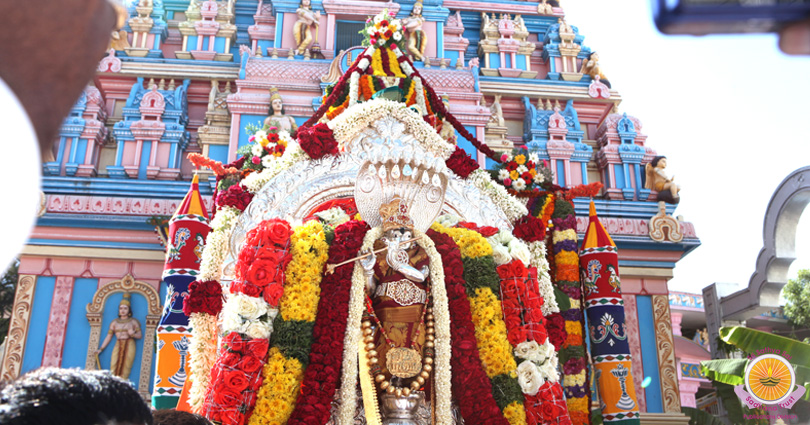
[744,354,795,405]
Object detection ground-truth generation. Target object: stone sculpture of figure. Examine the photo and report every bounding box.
[580,52,611,87]
[538,0,553,15]
[264,87,298,135]
[358,197,433,416]
[95,293,142,379]
[645,155,680,204]
[488,94,505,127]
[110,30,130,51]
[293,0,320,55]
[402,0,427,61]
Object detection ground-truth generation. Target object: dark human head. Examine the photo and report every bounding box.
[650,155,666,168]
[153,409,212,425]
[0,367,153,425]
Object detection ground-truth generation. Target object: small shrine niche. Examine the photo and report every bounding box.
[124,0,168,58]
[478,13,537,78]
[176,0,237,61]
[595,113,657,201]
[108,78,191,180]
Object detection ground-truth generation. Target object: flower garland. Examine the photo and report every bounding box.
[285,219,369,425]
[431,223,526,425]
[326,98,453,159]
[187,206,241,412]
[550,198,589,425]
[248,220,330,425]
[241,142,310,194]
[445,146,480,179]
[467,169,529,222]
[296,123,338,160]
[427,229,510,425]
[202,332,270,425]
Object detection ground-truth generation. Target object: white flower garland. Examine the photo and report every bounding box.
[349,71,360,106]
[338,226,382,425]
[326,99,454,160]
[187,312,218,412]
[219,292,278,339]
[467,169,528,221]
[314,206,350,227]
[514,339,560,386]
[528,240,559,315]
[242,141,310,194]
[337,227,452,425]
[199,207,240,280]
[486,230,531,266]
[414,76,427,118]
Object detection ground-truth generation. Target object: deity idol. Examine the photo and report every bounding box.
[96,293,142,379]
[401,0,427,61]
[293,0,320,55]
[264,87,298,135]
[358,198,433,414]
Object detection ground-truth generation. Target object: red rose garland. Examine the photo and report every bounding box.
[497,260,547,347]
[216,184,254,212]
[525,382,571,425]
[297,123,339,160]
[445,146,480,179]
[427,229,509,425]
[232,219,293,307]
[286,219,369,425]
[204,332,270,425]
[183,280,223,316]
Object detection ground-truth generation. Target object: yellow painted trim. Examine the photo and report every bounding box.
[21,245,165,261]
[620,266,673,279]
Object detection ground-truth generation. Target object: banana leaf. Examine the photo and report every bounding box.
[700,358,748,386]
[681,406,726,425]
[720,326,810,362]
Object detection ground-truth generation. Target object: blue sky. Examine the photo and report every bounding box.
[564,0,810,295]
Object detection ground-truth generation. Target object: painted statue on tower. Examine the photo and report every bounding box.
[96,293,142,379]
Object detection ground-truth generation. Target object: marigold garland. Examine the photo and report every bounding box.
[550,198,589,425]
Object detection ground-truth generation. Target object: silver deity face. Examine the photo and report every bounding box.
[385,227,413,250]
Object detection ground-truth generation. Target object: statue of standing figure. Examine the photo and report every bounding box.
[95,293,142,379]
[293,0,320,55]
[264,87,298,135]
[402,0,427,61]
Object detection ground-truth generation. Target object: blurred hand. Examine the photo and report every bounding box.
[779,20,810,55]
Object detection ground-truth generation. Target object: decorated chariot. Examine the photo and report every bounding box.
[182,9,639,425]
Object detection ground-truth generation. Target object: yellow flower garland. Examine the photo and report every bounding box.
[279,220,329,322]
[247,221,328,425]
[503,401,528,425]
[386,48,406,78]
[469,287,518,378]
[249,347,304,425]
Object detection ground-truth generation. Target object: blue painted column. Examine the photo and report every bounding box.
[636,295,663,413]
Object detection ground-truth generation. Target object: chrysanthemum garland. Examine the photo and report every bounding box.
[432,223,526,425]
[285,219,369,425]
[550,198,589,425]
[248,220,330,425]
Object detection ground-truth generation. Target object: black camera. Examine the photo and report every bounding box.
[652,0,810,34]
